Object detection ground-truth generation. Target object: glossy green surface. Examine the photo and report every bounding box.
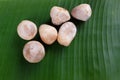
[0,0,120,80]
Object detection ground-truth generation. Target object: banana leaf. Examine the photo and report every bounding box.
[0,0,120,80]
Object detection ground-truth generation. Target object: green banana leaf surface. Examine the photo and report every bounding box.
[0,0,120,80]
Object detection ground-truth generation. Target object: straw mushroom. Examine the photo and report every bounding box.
[23,41,45,63]
[50,6,71,25]
[39,24,57,45]
[57,22,77,46]
[17,20,37,40]
[71,4,92,21]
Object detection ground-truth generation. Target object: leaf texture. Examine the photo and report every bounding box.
[0,0,120,80]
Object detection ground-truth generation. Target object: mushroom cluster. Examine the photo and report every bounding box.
[17,4,92,63]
